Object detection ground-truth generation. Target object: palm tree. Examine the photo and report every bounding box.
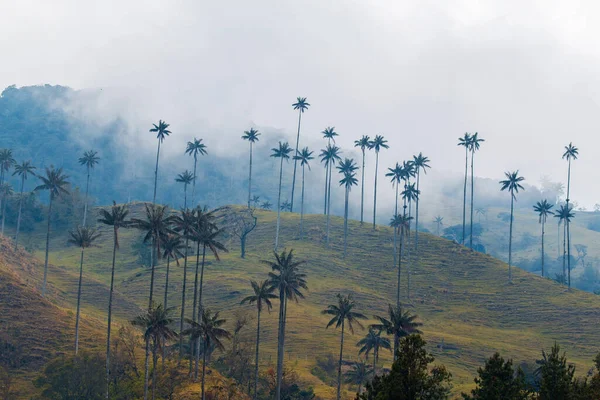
[412,153,431,253]
[271,142,292,250]
[554,204,575,288]
[183,309,231,400]
[241,280,278,400]
[0,184,13,235]
[322,294,366,400]
[68,226,101,355]
[321,127,339,214]
[35,167,70,296]
[251,195,261,208]
[344,361,372,394]
[475,207,487,223]
[149,120,171,204]
[434,215,444,236]
[500,171,525,283]
[281,200,291,212]
[261,201,272,210]
[264,250,308,400]
[457,133,472,244]
[386,163,404,266]
[185,138,208,206]
[371,304,422,361]
[354,135,371,224]
[12,161,36,250]
[175,170,194,209]
[401,182,419,299]
[242,128,261,208]
[161,234,184,310]
[290,97,310,213]
[0,149,16,228]
[293,147,314,237]
[78,150,100,226]
[390,213,412,306]
[369,135,389,230]
[562,142,578,290]
[533,200,554,278]
[97,201,129,399]
[357,327,391,373]
[337,159,358,256]
[132,303,177,400]
[468,133,484,249]
[320,144,342,243]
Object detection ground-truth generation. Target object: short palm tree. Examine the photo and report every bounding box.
[35,167,70,296]
[242,128,261,208]
[12,161,36,250]
[554,204,575,288]
[175,170,194,209]
[78,150,100,226]
[500,170,525,283]
[280,200,291,212]
[412,153,431,253]
[0,184,13,235]
[261,201,272,210]
[354,135,371,224]
[337,158,358,256]
[320,144,342,243]
[293,147,314,237]
[344,361,372,394]
[468,133,484,249]
[68,226,101,355]
[369,135,389,230]
[457,133,472,244]
[149,120,171,204]
[251,195,261,208]
[185,138,208,206]
[371,304,422,361]
[241,280,278,400]
[357,327,391,372]
[533,200,554,277]
[562,142,578,289]
[322,294,366,400]
[290,97,310,212]
[271,142,292,250]
[321,127,339,214]
[97,201,129,398]
[161,233,185,310]
[434,215,444,236]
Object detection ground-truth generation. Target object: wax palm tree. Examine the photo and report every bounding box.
[562,142,578,290]
[242,128,261,208]
[241,280,278,400]
[175,170,194,209]
[78,150,100,226]
[183,309,231,400]
[161,233,185,310]
[293,147,314,237]
[533,200,554,278]
[0,149,16,227]
[0,184,13,235]
[337,159,358,256]
[132,303,177,400]
[12,161,36,250]
[97,201,129,399]
[386,163,404,266]
[371,304,422,361]
[251,195,261,208]
[68,226,101,355]
[280,200,291,212]
[554,204,575,288]
[354,135,371,224]
[185,138,208,206]
[35,167,70,296]
[290,97,310,212]
[369,135,389,230]
[412,153,431,253]
[261,201,272,210]
[357,327,391,373]
[322,127,338,214]
[401,182,419,299]
[457,133,472,244]
[320,144,342,243]
[271,142,292,250]
[149,120,171,204]
[500,171,525,283]
[390,213,413,306]
[344,361,372,394]
[468,133,484,249]
[434,216,444,236]
[322,294,366,400]
[264,250,308,400]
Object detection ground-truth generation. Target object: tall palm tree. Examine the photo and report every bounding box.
[149,120,171,204]
[293,147,314,237]
[175,170,194,209]
[97,201,129,399]
[562,142,578,290]
[386,163,404,266]
[322,127,339,214]
[468,134,484,249]
[401,182,419,299]
[554,204,575,288]
[185,138,208,206]
[12,160,36,250]
[68,226,101,355]
[337,158,358,256]
[357,327,391,373]
[161,233,184,310]
[78,150,100,226]
[35,167,70,296]
[132,303,177,400]
[344,361,372,394]
[500,171,525,283]
[0,149,16,228]
[457,133,472,244]
[533,200,554,278]
[390,213,412,306]
[183,309,231,400]
[320,144,342,244]
[0,184,13,235]
[241,280,278,400]
[369,135,389,230]
[290,97,310,213]
[354,135,371,224]
[371,304,422,361]
[322,294,366,400]
[434,215,443,236]
[412,153,431,253]
[242,128,261,208]
[271,142,292,250]
[264,250,308,400]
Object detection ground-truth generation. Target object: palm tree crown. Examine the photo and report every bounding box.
[368,135,389,153]
[413,152,431,174]
[292,97,310,113]
[371,304,422,358]
[241,280,278,313]
[354,135,371,151]
[35,167,70,199]
[150,120,171,142]
[176,170,194,185]
[68,226,101,249]
[322,126,338,143]
[0,149,16,176]
[337,158,359,187]
[186,138,208,158]
[294,147,314,168]
[13,160,37,180]
[554,204,575,224]
[562,142,579,161]
[322,294,366,334]
[265,250,308,301]
[534,200,554,224]
[78,150,100,169]
[271,142,293,160]
[500,171,525,198]
[320,144,342,168]
[468,133,484,152]
[242,128,261,143]
[457,133,472,149]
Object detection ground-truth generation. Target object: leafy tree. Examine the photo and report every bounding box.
[149,120,171,204]
[185,138,208,206]
[369,135,389,230]
[413,153,431,255]
[12,160,36,250]
[320,143,342,244]
[468,133,484,249]
[499,171,525,283]
[175,170,193,209]
[290,97,310,212]
[457,133,472,245]
[537,344,576,399]
[371,304,422,362]
[242,128,261,208]
[78,150,100,226]
[337,158,359,256]
[357,328,391,373]
[271,142,293,250]
[321,127,339,214]
[533,200,554,277]
[322,294,367,400]
[354,135,371,225]
[344,361,372,395]
[434,216,444,236]
[293,147,314,237]
[35,166,70,296]
[462,352,530,400]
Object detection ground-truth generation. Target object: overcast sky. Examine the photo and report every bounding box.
[3,0,600,206]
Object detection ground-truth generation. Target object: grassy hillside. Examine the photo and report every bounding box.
[5,204,600,398]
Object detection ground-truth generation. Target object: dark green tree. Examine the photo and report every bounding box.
[537,343,576,400]
[149,120,171,204]
[78,150,100,226]
[462,353,530,400]
[369,135,389,230]
[242,128,261,208]
[499,171,525,283]
[290,97,310,213]
[357,327,391,374]
[344,361,372,395]
[533,200,554,277]
[354,135,371,225]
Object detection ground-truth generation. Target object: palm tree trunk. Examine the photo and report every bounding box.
[344,186,349,256]
[469,150,475,249]
[179,237,190,359]
[148,238,156,310]
[393,184,399,267]
[83,166,90,226]
[557,222,561,258]
[106,228,118,399]
[416,170,420,253]
[192,155,198,207]
[275,291,285,400]
[372,151,379,230]
[360,149,365,224]
[299,165,305,238]
[567,217,571,290]
[164,255,171,310]
[508,195,514,283]
[462,147,468,245]
[183,184,188,210]
[393,332,399,362]
[541,220,545,278]
[153,140,161,204]
[190,242,201,376]
[336,321,345,400]
[290,111,302,212]
[324,163,329,215]
[152,340,158,400]
[248,142,253,208]
[275,157,284,250]
[201,341,208,400]
[75,248,85,355]
[397,225,404,308]
[143,337,150,400]
[1,193,7,235]
[562,222,566,283]
[14,176,24,251]
[326,161,333,244]
[195,244,207,380]
[253,308,261,400]
[42,196,54,297]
